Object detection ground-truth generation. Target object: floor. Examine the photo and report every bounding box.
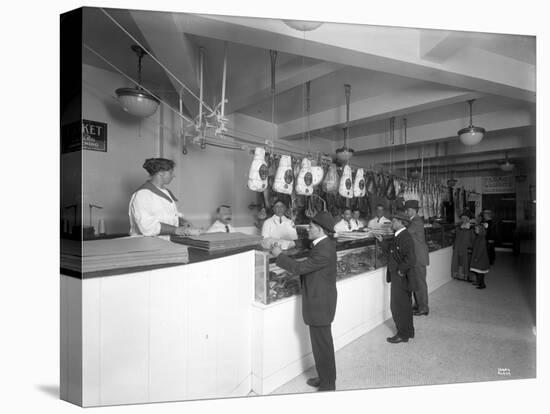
[271,251,536,394]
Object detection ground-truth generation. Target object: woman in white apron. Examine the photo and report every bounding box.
[129,158,193,239]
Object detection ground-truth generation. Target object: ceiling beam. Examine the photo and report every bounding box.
[227,60,343,114]
[176,14,535,102]
[131,10,200,117]
[420,31,464,62]
[347,107,533,153]
[277,85,482,140]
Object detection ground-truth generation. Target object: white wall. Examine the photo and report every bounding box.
[80,64,281,234]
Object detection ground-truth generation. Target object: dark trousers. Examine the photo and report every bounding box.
[487,241,496,265]
[412,265,429,312]
[390,277,414,339]
[309,325,336,390]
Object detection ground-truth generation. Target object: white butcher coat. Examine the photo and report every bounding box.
[261,215,298,241]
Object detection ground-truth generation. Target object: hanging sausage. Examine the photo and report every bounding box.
[247,147,269,192]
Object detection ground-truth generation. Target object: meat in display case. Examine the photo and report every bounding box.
[254,224,456,305]
[255,239,379,305]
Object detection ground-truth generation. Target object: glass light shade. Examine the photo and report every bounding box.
[116,88,160,118]
[283,20,323,31]
[335,147,354,163]
[500,162,515,172]
[458,126,485,146]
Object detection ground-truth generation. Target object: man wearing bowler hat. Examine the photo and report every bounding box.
[404,199,430,316]
[271,211,338,391]
[374,211,417,343]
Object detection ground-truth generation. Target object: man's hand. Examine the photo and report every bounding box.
[397,270,404,277]
[374,233,383,242]
[271,245,282,257]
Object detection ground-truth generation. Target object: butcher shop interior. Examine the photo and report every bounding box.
[60,6,536,407]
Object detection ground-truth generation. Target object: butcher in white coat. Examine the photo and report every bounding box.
[261,200,298,241]
[207,204,236,233]
[334,208,360,233]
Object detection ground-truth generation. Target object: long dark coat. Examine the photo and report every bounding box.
[407,215,430,266]
[451,226,474,279]
[381,229,418,291]
[276,237,337,326]
[470,225,490,272]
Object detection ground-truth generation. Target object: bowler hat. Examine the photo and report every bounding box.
[404,200,419,209]
[390,211,412,223]
[311,211,336,234]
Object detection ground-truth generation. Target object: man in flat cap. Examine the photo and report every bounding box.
[271,211,338,391]
[374,211,417,343]
[404,200,430,316]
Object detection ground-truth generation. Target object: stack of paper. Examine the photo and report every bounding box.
[336,231,373,241]
[170,232,262,252]
[61,237,189,273]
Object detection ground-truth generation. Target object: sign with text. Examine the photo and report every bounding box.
[61,119,108,153]
[482,175,515,194]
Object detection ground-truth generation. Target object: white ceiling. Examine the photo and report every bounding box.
[82,7,536,175]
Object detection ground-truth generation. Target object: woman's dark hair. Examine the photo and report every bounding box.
[143,158,175,176]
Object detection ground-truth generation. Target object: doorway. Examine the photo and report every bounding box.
[482,193,516,248]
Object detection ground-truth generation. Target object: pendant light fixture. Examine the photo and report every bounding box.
[500,151,515,171]
[458,99,485,146]
[115,45,160,118]
[336,84,354,164]
[283,20,323,31]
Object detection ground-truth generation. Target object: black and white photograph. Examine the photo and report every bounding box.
[2,1,548,413]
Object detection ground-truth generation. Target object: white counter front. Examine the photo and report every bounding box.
[61,246,453,406]
[251,246,453,394]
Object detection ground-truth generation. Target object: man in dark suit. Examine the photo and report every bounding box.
[404,200,430,316]
[271,211,337,391]
[374,212,417,343]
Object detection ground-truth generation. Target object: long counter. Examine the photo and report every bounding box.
[60,224,456,406]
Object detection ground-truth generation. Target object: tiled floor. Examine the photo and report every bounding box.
[272,251,536,395]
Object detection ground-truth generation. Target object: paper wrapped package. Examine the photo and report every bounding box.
[295,158,314,195]
[311,166,325,186]
[247,147,269,192]
[353,168,366,197]
[322,163,339,193]
[339,165,354,198]
[273,155,294,194]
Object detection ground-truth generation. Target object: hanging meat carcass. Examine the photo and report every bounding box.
[353,168,366,197]
[366,171,375,195]
[247,147,269,192]
[273,154,294,195]
[322,163,339,193]
[377,174,387,198]
[295,158,314,195]
[385,175,396,200]
[339,165,354,199]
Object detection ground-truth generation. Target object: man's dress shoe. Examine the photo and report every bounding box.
[413,310,429,316]
[387,334,409,344]
[306,377,321,388]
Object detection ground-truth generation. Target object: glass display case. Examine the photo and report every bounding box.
[254,225,456,305]
[425,225,444,252]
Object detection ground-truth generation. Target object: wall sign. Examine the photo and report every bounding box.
[482,175,515,194]
[62,119,108,153]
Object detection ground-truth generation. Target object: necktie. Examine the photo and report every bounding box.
[225,225,230,233]
[377,218,380,223]
[280,217,282,224]
[348,222,351,230]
